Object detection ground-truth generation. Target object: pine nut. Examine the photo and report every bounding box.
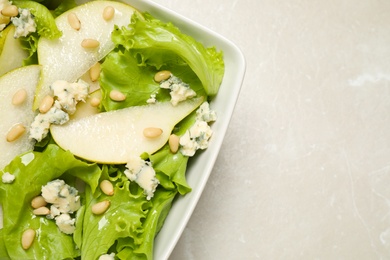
[21,229,35,250]
[0,15,10,24]
[1,5,18,17]
[31,196,47,209]
[143,127,163,138]
[89,62,101,82]
[92,200,110,215]
[67,12,81,30]
[39,95,54,113]
[33,206,50,216]
[12,88,27,106]
[109,90,126,101]
[102,6,115,21]
[100,180,114,196]
[169,134,180,153]
[154,70,171,83]
[89,97,101,107]
[81,39,100,49]
[6,123,25,142]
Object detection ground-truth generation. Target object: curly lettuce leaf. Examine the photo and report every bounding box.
[13,0,62,39]
[19,33,39,65]
[79,169,150,259]
[0,144,102,259]
[116,189,177,260]
[111,12,224,96]
[100,48,205,111]
[149,107,198,195]
[77,165,178,260]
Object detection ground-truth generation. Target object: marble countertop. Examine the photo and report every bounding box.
[150,0,390,259]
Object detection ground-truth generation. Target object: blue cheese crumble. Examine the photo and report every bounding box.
[11,8,36,38]
[29,101,69,142]
[41,179,81,234]
[180,102,216,157]
[0,0,12,31]
[160,75,196,106]
[55,213,76,235]
[1,172,15,184]
[124,156,159,200]
[29,79,89,142]
[51,79,89,115]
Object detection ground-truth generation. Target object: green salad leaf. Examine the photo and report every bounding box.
[13,0,62,39]
[0,144,101,259]
[100,47,206,112]
[111,12,224,97]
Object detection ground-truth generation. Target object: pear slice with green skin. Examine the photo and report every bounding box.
[51,97,204,164]
[0,25,29,77]
[34,1,140,110]
[0,65,40,170]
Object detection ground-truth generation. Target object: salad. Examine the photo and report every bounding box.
[0,0,224,259]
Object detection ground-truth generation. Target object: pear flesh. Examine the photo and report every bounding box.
[34,1,138,110]
[0,65,40,170]
[50,98,203,164]
[0,25,29,77]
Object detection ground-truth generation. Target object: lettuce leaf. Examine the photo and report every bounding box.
[79,167,150,259]
[111,12,224,97]
[100,47,205,111]
[116,189,177,260]
[19,33,39,65]
[13,0,62,39]
[0,144,102,259]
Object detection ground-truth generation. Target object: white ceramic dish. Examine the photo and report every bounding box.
[120,1,246,259]
[0,0,245,259]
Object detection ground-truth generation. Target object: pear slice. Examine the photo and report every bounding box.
[70,89,102,120]
[51,97,203,164]
[0,25,29,77]
[34,1,139,110]
[0,65,40,170]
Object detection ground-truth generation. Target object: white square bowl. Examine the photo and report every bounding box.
[121,0,246,259]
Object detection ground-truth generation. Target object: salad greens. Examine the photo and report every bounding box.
[111,13,224,97]
[0,0,224,259]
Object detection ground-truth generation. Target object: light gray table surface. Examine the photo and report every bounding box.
[150,0,390,259]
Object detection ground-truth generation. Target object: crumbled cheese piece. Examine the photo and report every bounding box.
[180,121,213,156]
[11,8,36,38]
[49,204,60,219]
[146,93,157,104]
[124,156,159,200]
[51,79,89,115]
[55,213,76,235]
[196,102,217,122]
[179,102,216,157]
[29,101,69,142]
[29,79,89,142]
[41,179,81,234]
[159,75,196,106]
[1,172,15,184]
[0,0,12,31]
[41,179,80,214]
[99,253,115,260]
